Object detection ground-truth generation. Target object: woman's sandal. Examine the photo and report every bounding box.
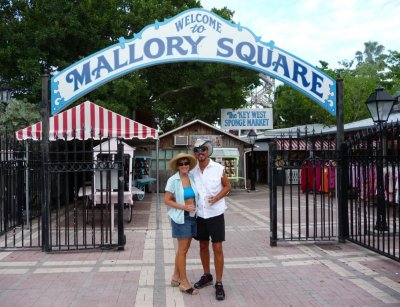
[179,285,199,295]
[170,279,180,287]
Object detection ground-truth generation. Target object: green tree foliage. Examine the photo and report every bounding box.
[273,84,335,128]
[355,41,386,65]
[0,0,259,131]
[340,41,398,123]
[385,50,400,93]
[340,62,382,123]
[1,0,130,99]
[0,99,41,131]
[3,1,399,132]
[140,62,259,127]
[274,41,400,127]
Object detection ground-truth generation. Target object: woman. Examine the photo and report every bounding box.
[164,152,199,295]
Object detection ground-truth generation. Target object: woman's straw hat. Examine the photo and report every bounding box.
[169,153,197,171]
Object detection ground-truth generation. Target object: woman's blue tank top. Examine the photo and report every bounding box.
[183,187,195,200]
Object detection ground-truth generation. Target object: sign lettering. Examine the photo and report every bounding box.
[51,8,336,115]
[221,108,273,130]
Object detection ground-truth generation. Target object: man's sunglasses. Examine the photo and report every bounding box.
[177,161,190,167]
[194,147,208,153]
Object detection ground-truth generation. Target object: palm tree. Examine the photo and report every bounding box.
[355,41,385,64]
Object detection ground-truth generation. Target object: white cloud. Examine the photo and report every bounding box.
[201,0,400,68]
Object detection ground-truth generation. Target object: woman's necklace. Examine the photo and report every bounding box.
[180,172,190,187]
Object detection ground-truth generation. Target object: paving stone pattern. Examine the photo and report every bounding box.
[0,186,399,306]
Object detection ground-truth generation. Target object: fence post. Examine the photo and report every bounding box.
[269,143,277,246]
[16,158,24,226]
[338,142,349,242]
[117,140,125,250]
[335,78,349,243]
[41,71,50,251]
[336,79,344,153]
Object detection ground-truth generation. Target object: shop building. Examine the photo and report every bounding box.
[156,119,250,192]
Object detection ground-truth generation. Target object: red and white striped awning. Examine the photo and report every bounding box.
[16,101,158,141]
[277,139,336,151]
[277,140,308,151]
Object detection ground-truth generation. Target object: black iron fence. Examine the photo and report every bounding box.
[270,122,400,262]
[0,132,42,248]
[2,120,400,262]
[0,133,127,251]
[342,121,400,261]
[269,130,338,245]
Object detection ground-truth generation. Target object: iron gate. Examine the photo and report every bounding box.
[0,133,127,251]
[270,123,400,262]
[269,129,339,245]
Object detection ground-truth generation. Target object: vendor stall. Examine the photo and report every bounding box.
[78,138,144,229]
[211,148,244,187]
[15,100,158,231]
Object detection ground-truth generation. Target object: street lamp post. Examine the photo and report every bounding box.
[365,87,395,232]
[0,84,12,112]
[247,129,258,191]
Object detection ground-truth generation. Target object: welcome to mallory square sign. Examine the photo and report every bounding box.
[51,8,336,115]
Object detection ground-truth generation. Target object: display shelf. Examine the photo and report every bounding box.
[133,156,151,180]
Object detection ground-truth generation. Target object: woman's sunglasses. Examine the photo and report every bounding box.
[194,147,207,153]
[177,161,190,167]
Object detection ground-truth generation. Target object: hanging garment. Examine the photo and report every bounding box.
[301,160,323,193]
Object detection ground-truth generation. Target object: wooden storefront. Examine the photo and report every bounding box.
[154,120,250,192]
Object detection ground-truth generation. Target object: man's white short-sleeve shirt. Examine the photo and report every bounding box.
[191,159,227,219]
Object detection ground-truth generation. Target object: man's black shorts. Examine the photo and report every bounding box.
[195,214,225,243]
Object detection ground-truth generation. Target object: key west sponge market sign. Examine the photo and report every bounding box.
[51,8,336,116]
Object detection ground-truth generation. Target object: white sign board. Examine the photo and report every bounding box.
[51,8,336,115]
[221,108,273,130]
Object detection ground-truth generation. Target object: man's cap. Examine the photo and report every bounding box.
[193,139,213,156]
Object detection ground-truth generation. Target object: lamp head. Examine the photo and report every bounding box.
[247,129,257,145]
[365,87,395,123]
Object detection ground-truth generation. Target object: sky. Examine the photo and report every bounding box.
[200,0,400,69]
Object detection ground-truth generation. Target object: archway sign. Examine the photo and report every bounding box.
[51,8,336,116]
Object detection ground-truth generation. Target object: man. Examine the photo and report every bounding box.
[191,139,232,301]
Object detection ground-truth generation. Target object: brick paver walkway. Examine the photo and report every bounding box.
[0,186,399,306]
